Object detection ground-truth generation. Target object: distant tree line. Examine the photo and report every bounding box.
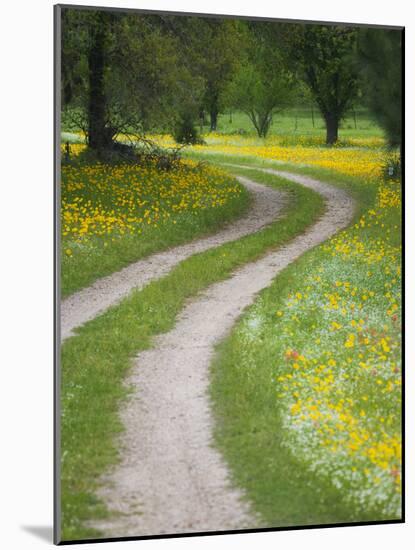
[61,8,402,149]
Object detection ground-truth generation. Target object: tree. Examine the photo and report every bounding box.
[87,11,113,150]
[198,20,242,131]
[61,9,183,151]
[150,14,222,135]
[358,28,402,149]
[286,25,359,145]
[225,28,293,138]
[61,9,117,149]
[162,17,242,132]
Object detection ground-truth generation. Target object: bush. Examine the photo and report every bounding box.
[67,142,138,165]
[173,113,205,145]
[63,137,185,172]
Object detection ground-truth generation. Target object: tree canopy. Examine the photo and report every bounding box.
[358,28,402,149]
[62,9,187,149]
[225,26,294,138]
[61,9,402,151]
[283,24,360,145]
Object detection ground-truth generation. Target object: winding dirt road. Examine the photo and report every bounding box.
[90,168,355,538]
[61,176,287,341]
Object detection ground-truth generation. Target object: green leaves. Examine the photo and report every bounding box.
[225,29,294,137]
[282,25,360,144]
[358,28,402,148]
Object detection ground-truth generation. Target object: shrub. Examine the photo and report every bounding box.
[173,113,204,145]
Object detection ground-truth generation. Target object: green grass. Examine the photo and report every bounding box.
[62,108,384,142]
[61,161,249,297]
[60,166,324,541]
[211,308,364,527]
[209,163,401,526]
[198,108,384,140]
[61,131,85,143]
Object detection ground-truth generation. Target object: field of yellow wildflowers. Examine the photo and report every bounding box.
[187,134,387,180]
[61,152,247,296]
[273,182,401,517]
[63,132,387,181]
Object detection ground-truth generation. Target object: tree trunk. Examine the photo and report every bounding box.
[259,113,272,138]
[210,108,218,132]
[88,17,112,151]
[324,113,339,145]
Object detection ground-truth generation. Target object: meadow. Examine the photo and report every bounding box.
[59,111,402,538]
[61,151,248,296]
